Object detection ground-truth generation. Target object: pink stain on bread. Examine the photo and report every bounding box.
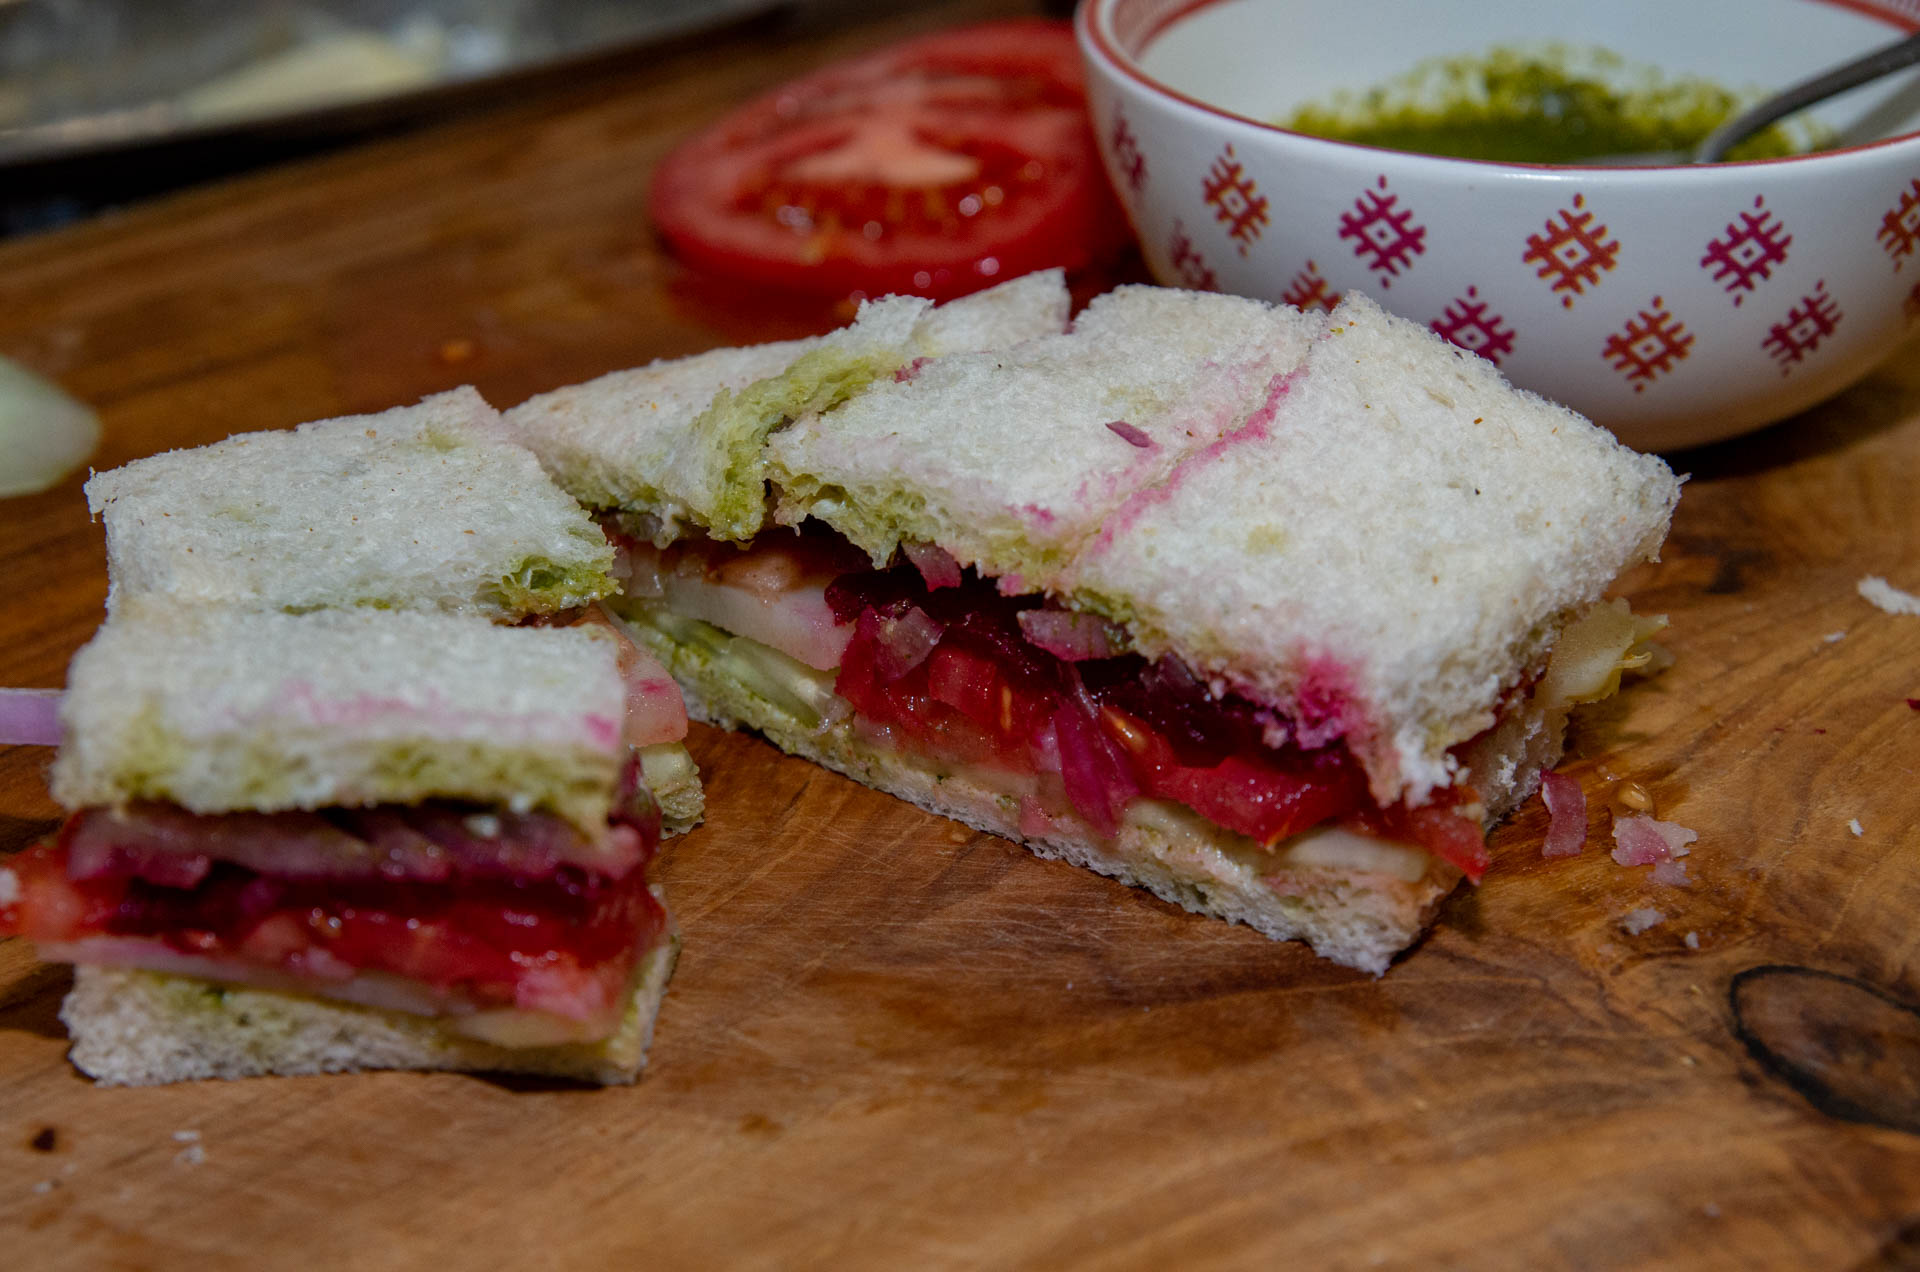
[276,682,627,753]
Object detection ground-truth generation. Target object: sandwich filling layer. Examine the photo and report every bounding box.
[609,524,1657,903]
[1,766,667,1047]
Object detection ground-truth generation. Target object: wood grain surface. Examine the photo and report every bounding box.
[3,3,1919,1266]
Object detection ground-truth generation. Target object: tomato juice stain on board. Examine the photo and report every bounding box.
[649,19,1132,304]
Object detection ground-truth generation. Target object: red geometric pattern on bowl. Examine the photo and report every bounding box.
[1167,219,1220,290]
[1879,178,1920,270]
[1524,194,1620,310]
[1431,286,1516,367]
[1110,111,1148,198]
[1337,175,1426,289]
[1201,143,1269,255]
[1762,280,1844,374]
[1280,259,1341,313]
[1603,296,1694,392]
[1701,195,1793,308]
[1080,0,1920,447]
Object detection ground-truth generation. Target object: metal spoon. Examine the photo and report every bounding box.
[1597,27,1920,165]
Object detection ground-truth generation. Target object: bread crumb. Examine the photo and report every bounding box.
[172,1129,200,1143]
[0,867,17,908]
[1859,575,1920,616]
[1621,907,1665,934]
[1822,631,1846,643]
[1848,818,1864,837]
[174,1144,205,1167]
[1685,931,1700,949]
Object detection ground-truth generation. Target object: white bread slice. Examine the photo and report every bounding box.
[86,387,614,620]
[616,606,1454,974]
[60,925,679,1086]
[51,601,629,831]
[503,271,1072,541]
[1065,294,1679,806]
[766,286,1323,578]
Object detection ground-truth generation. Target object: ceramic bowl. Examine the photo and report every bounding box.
[1076,0,1920,450]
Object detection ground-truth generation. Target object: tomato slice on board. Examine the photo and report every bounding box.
[649,19,1131,302]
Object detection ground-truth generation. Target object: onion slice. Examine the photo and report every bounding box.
[1538,769,1586,858]
[0,357,100,498]
[1018,609,1126,661]
[0,688,63,746]
[867,605,943,683]
[1610,815,1697,866]
[903,541,962,590]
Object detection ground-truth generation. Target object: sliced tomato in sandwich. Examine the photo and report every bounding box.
[649,19,1130,301]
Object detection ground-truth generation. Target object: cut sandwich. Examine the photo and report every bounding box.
[0,602,677,1084]
[508,276,1679,974]
[506,268,1071,545]
[82,385,703,830]
[87,386,616,620]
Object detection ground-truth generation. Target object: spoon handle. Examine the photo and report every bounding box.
[1694,28,1920,162]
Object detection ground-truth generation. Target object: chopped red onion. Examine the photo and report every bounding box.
[1539,769,1587,858]
[1610,815,1698,867]
[1018,609,1125,661]
[903,540,962,590]
[1105,420,1152,448]
[58,801,644,886]
[868,605,943,683]
[1051,693,1138,837]
[66,839,213,889]
[0,688,62,746]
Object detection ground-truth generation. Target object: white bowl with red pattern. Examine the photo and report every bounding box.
[1076,0,1920,450]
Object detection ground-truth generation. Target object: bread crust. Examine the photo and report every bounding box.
[52,603,631,831]
[60,922,680,1086]
[505,271,1071,541]
[86,387,614,621]
[631,616,1461,975]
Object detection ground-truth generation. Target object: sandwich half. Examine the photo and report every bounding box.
[82,385,703,830]
[0,602,677,1084]
[507,278,1680,974]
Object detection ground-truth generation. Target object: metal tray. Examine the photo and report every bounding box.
[0,0,788,165]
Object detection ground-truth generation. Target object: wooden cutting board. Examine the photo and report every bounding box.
[3,3,1918,1266]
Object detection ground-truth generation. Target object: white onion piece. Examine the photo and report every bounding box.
[0,688,63,746]
[0,357,99,498]
[659,569,852,671]
[1539,599,1668,710]
[1280,826,1429,883]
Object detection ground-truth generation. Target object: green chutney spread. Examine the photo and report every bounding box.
[1280,46,1815,163]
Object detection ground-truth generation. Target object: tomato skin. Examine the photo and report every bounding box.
[649,19,1131,301]
[826,560,1490,876]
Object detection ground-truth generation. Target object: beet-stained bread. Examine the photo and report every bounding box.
[81,385,704,830]
[505,275,1679,973]
[0,603,677,1085]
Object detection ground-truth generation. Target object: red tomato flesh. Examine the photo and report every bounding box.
[1,816,666,1020]
[650,19,1130,301]
[823,562,1490,879]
